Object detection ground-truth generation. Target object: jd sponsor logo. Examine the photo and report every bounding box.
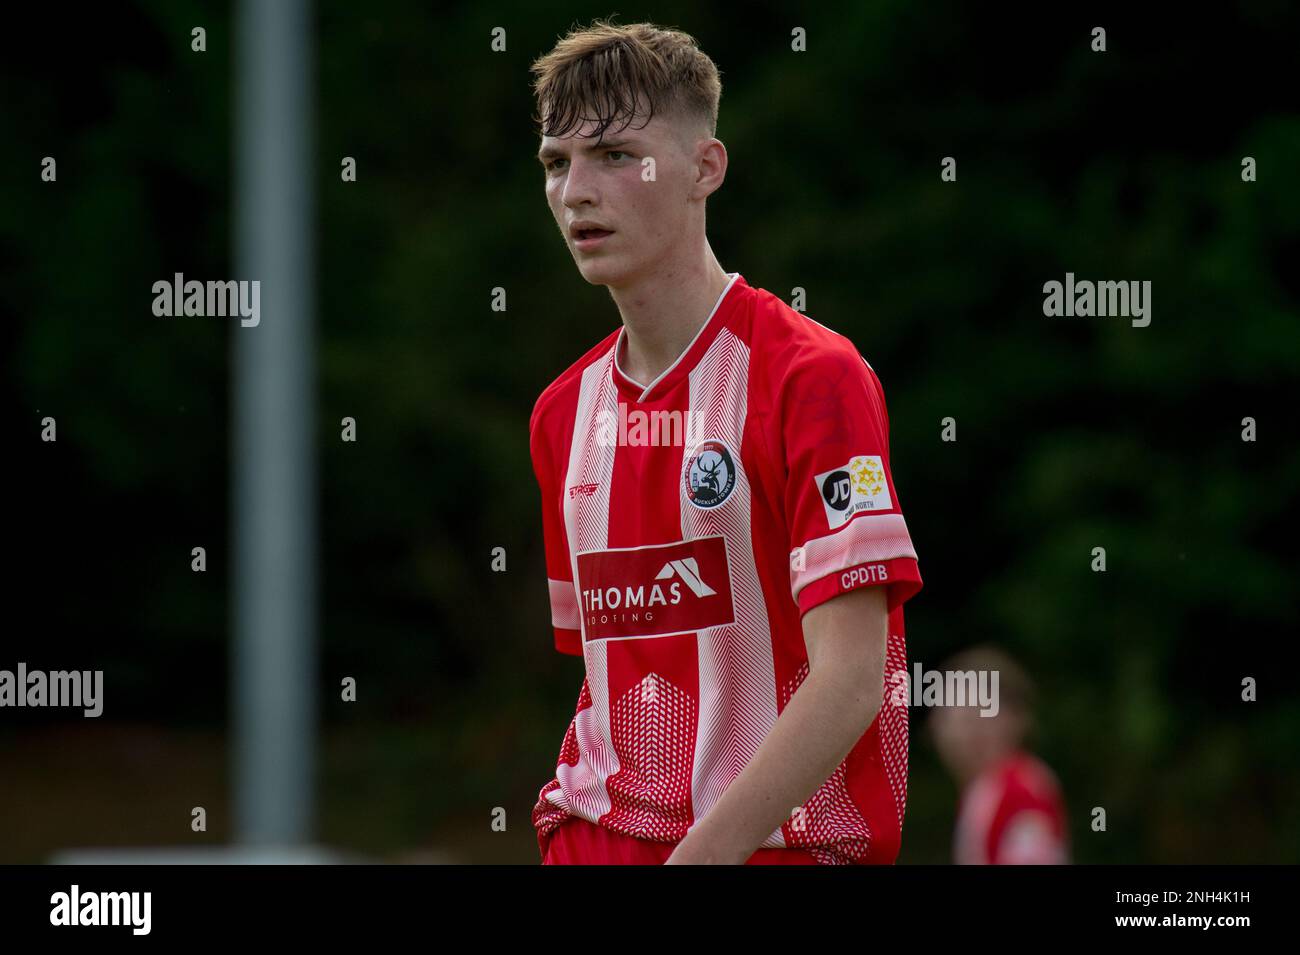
[815,454,891,528]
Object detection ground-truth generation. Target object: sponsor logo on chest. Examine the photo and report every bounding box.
[576,536,735,641]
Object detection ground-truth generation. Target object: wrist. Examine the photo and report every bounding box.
[679,818,755,864]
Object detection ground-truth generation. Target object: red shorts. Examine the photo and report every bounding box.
[539,816,823,865]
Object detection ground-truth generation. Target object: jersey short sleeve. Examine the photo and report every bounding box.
[781,345,922,617]
[530,401,582,655]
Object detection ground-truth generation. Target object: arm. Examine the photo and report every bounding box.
[664,584,889,864]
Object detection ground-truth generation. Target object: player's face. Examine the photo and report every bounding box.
[931,703,1025,782]
[538,110,702,288]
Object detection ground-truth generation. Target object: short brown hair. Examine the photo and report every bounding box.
[940,644,1038,714]
[530,19,722,142]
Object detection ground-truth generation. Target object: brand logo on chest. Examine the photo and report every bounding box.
[576,536,735,641]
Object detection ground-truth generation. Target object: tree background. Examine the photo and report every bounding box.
[2,1,1297,863]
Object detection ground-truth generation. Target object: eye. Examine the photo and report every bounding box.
[606,150,628,161]
[545,158,568,173]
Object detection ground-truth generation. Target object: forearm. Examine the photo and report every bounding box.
[675,663,883,863]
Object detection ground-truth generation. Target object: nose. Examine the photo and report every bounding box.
[561,154,599,210]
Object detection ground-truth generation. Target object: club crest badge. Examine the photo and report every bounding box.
[684,439,737,509]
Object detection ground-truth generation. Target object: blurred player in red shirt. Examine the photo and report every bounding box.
[930,645,1070,864]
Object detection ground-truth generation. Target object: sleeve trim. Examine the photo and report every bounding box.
[790,512,917,602]
[797,556,922,617]
[548,578,580,630]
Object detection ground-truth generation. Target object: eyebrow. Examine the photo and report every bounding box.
[537,138,635,163]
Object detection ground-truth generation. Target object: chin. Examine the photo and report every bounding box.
[576,257,630,288]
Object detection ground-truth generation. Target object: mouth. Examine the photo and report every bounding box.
[571,226,615,252]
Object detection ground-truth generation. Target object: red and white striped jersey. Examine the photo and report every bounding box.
[953,750,1070,865]
[529,272,923,864]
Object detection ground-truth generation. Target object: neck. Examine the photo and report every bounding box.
[610,238,730,388]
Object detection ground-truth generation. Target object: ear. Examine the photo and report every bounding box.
[691,136,727,200]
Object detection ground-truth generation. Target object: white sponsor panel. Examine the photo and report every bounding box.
[815,454,892,528]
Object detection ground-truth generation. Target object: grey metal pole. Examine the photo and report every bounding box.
[232,0,317,845]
